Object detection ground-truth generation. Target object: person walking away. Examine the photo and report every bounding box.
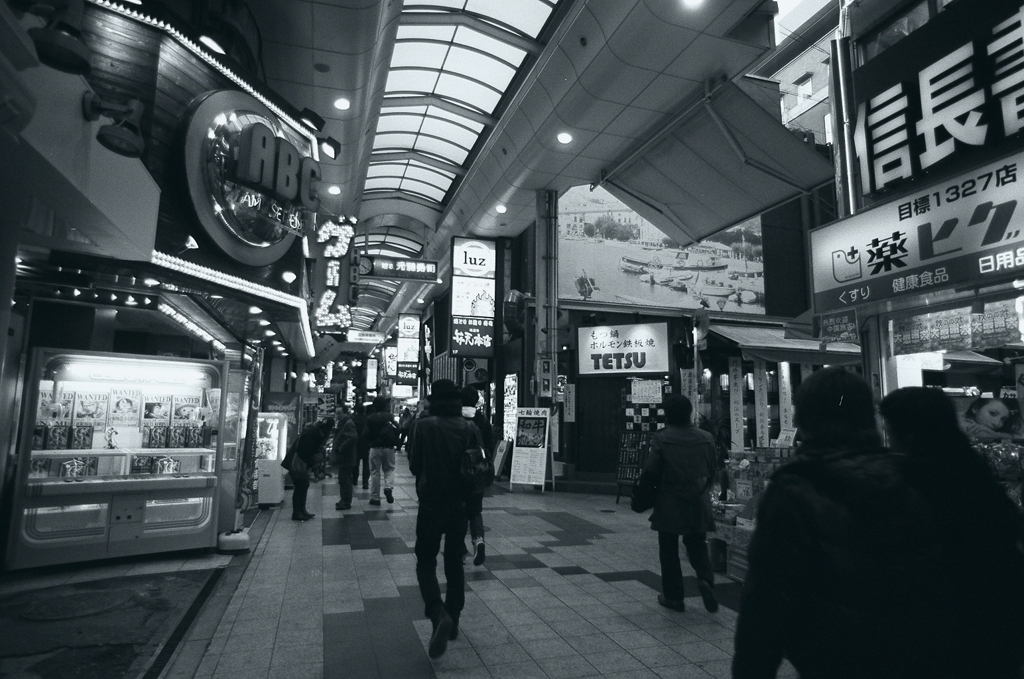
[333,405,358,511]
[408,379,482,658]
[399,407,414,451]
[351,402,370,490]
[732,368,953,679]
[880,387,1024,679]
[461,386,494,566]
[283,418,334,521]
[363,396,399,506]
[642,394,718,613]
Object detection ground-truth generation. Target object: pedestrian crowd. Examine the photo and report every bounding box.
[284,369,1024,676]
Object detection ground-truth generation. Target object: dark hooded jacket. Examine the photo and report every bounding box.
[733,445,955,679]
[643,423,717,535]
[408,399,482,504]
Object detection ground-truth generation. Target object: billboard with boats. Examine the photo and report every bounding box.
[558,185,765,315]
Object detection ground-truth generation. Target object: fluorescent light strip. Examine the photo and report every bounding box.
[88,0,317,154]
[151,251,316,357]
[158,302,227,352]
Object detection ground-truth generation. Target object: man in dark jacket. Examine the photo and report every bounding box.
[333,405,358,510]
[732,368,953,679]
[461,386,493,566]
[408,379,482,659]
[283,418,333,521]
[363,396,398,506]
[351,402,370,489]
[643,394,718,613]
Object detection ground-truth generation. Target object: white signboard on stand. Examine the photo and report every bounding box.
[510,407,550,488]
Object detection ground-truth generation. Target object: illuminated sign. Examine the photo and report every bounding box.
[451,237,496,357]
[577,323,670,375]
[384,347,398,376]
[347,330,385,344]
[854,0,1024,197]
[810,150,1024,313]
[398,314,419,364]
[358,256,438,281]
[396,361,418,385]
[182,90,320,266]
[312,219,356,330]
[366,358,378,391]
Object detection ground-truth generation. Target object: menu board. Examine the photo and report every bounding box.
[510,407,549,486]
[631,380,663,404]
[617,431,648,484]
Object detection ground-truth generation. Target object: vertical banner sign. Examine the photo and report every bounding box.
[451,237,497,357]
[679,369,698,417]
[778,362,794,431]
[753,359,770,448]
[397,314,420,367]
[312,220,357,331]
[729,358,745,452]
[510,407,550,487]
[384,346,398,376]
[563,384,576,423]
[366,358,378,391]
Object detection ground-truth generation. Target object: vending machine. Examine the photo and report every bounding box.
[6,350,229,569]
[254,412,289,506]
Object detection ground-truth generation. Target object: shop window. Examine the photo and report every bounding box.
[858,1,929,64]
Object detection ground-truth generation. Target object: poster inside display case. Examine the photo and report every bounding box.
[7,350,228,570]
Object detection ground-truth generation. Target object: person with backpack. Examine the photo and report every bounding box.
[461,386,493,566]
[332,404,359,511]
[351,402,370,490]
[408,379,483,659]
[733,368,956,679]
[363,396,399,506]
[880,387,1024,679]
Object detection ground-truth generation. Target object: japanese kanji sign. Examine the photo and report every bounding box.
[360,255,438,281]
[854,0,1024,197]
[890,298,1024,356]
[451,236,496,358]
[577,323,669,376]
[819,309,860,344]
[810,150,1024,313]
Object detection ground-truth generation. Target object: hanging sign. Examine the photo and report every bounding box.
[753,359,770,448]
[311,219,357,331]
[811,151,1024,314]
[778,362,794,431]
[396,362,418,386]
[679,369,698,415]
[365,358,378,391]
[358,255,438,281]
[510,407,549,486]
[578,323,670,375]
[819,309,860,344]
[729,357,745,452]
[563,384,576,423]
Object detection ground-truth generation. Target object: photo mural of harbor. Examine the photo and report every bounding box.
[557,185,765,315]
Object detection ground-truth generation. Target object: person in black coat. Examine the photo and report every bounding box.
[461,386,494,566]
[642,394,718,613]
[284,418,333,521]
[880,387,1024,679]
[733,368,953,679]
[351,402,370,489]
[332,405,358,511]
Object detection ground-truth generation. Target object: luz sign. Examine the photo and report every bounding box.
[577,323,669,376]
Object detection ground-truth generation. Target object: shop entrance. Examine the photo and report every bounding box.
[575,376,625,474]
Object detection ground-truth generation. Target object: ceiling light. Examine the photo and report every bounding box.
[199,35,225,54]
[110,293,117,301]
[319,136,341,159]
[327,185,341,195]
[143,297,152,304]
[14,257,22,265]
[72,289,81,297]
[210,294,223,299]
[272,340,281,346]
[125,295,138,306]
[265,330,276,337]
[300,108,326,132]
[682,0,704,6]
[143,278,160,287]
[82,92,145,158]
[333,97,351,111]
[258,319,271,326]
[248,306,262,314]
[417,298,426,304]
[557,132,573,144]
[281,271,297,284]
[26,0,92,75]
[496,204,507,214]
[290,372,298,379]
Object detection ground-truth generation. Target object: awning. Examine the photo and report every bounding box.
[602,81,835,247]
[710,325,862,365]
[941,351,1003,367]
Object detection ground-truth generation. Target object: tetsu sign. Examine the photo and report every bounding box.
[577,323,669,376]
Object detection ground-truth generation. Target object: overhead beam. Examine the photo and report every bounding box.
[400,11,542,55]
[381,95,496,127]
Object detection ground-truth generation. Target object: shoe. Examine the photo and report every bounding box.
[428,610,453,658]
[369,499,381,506]
[384,488,394,504]
[291,513,309,521]
[473,539,486,566]
[448,617,459,641]
[658,594,685,612]
[335,502,351,510]
[698,580,719,613]
[301,511,315,519]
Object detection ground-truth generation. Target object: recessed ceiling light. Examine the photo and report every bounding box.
[15,257,22,264]
[333,97,351,111]
[682,0,703,6]
[199,35,225,54]
[265,330,276,337]
[557,132,573,144]
[248,306,262,314]
[210,294,223,299]
[327,185,341,195]
[258,319,271,326]
[143,278,160,287]
[272,340,282,346]
[281,271,297,284]
[417,298,426,304]
[496,204,507,214]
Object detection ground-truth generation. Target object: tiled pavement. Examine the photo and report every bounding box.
[166,454,798,679]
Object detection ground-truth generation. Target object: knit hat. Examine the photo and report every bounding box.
[427,379,460,402]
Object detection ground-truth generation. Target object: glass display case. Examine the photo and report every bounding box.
[6,350,228,569]
[254,412,289,506]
